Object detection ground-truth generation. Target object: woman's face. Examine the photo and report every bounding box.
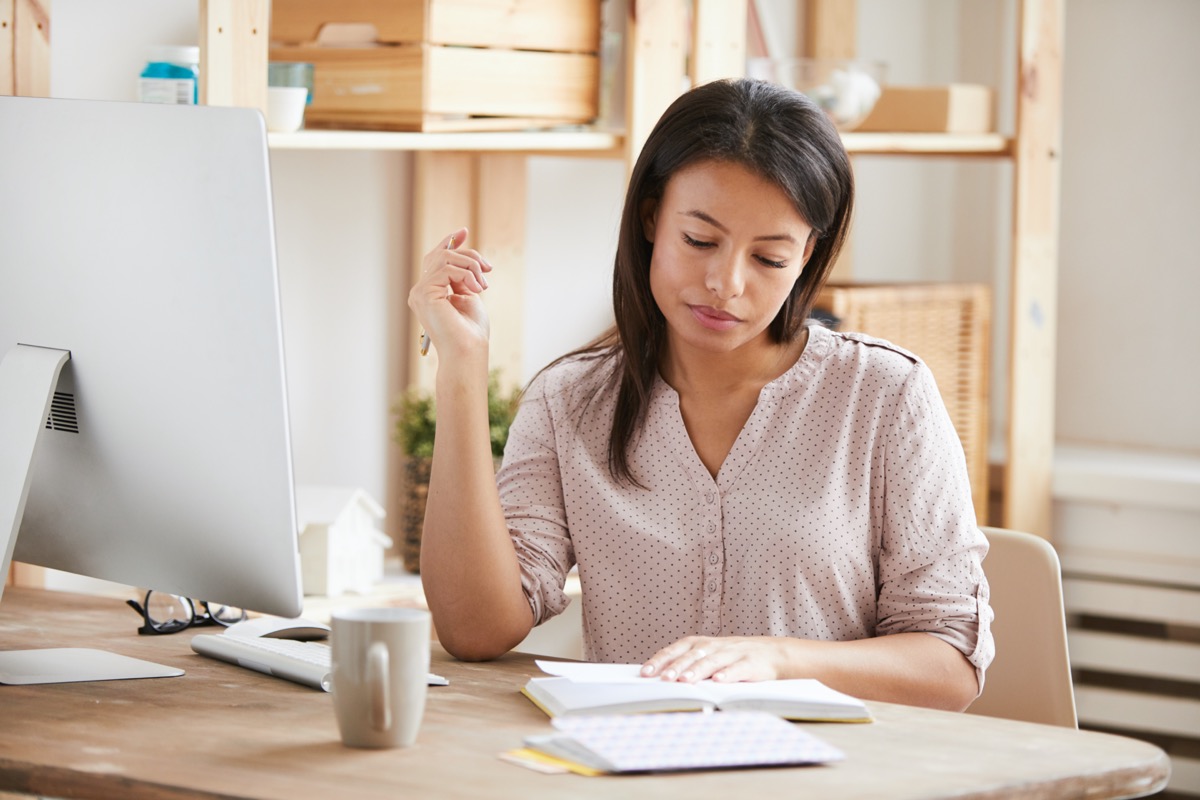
[643,159,815,358]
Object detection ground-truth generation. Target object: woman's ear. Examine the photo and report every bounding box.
[640,198,659,243]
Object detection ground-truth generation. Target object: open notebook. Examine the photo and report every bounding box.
[522,660,871,723]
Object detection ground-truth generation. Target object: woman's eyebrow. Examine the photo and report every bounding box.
[679,209,799,244]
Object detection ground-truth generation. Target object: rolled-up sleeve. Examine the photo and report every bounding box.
[496,374,575,626]
[875,365,995,691]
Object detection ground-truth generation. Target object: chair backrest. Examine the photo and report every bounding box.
[965,526,1078,728]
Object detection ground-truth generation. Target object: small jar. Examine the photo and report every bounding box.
[138,45,200,105]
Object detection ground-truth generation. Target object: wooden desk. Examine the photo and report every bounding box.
[0,588,1170,800]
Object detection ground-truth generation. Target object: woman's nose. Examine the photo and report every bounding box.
[705,253,746,300]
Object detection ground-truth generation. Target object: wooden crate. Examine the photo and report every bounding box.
[271,0,601,52]
[815,283,991,523]
[269,42,598,131]
[269,0,600,131]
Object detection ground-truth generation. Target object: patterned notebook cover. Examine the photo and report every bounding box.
[524,710,845,773]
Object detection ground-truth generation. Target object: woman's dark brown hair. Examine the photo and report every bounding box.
[553,77,854,486]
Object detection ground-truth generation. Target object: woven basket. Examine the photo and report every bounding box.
[400,456,432,574]
[815,282,991,523]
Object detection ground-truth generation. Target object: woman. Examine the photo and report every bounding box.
[409,78,993,711]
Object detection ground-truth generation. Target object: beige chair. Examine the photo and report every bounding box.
[966,526,1078,728]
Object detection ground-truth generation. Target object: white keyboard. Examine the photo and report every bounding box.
[190,633,448,692]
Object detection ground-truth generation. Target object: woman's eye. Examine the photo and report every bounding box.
[755,255,789,269]
[680,233,788,268]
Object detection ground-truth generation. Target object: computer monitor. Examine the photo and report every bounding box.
[0,95,304,683]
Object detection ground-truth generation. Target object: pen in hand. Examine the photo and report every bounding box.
[419,236,455,357]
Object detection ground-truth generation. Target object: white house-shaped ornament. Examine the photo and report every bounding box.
[296,485,393,597]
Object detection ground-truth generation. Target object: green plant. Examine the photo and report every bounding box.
[393,371,519,460]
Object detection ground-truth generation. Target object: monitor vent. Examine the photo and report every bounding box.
[46,392,80,433]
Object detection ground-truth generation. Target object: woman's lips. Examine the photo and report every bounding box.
[689,304,741,331]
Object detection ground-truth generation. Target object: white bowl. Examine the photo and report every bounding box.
[748,57,886,131]
[266,86,308,133]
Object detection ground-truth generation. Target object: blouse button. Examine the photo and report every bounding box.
[707,522,715,533]
[705,491,714,503]
[706,581,717,593]
[709,553,718,565]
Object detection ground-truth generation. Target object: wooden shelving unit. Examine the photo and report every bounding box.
[1,0,1062,538]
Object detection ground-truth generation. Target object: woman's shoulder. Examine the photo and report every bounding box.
[525,348,620,409]
[790,323,936,401]
[809,323,924,375]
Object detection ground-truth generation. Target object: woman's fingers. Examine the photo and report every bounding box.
[421,241,491,296]
[443,249,490,292]
[641,637,780,683]
[641,637,710,680]
[408,229,495,354]
[416,233,492,298]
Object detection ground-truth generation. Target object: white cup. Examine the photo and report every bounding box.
[330,607,431,749]
[266,86,308,132]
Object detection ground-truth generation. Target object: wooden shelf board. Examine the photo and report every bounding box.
[267,127,624,156]
[268,128,1008,158]
[841,131,1012,156]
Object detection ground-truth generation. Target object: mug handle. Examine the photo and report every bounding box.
[367,641,391,732]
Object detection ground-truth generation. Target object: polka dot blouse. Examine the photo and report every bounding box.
[497,324,994,688]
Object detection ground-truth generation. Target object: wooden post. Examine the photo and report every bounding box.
[1,0,14,95]
[624,0,688,169]
[690,0,747,87]
[7,0,49,97]
[801,0,857,282]
[405,153,527,397]
[1003,0,1064,538]
[802,0,856,59]
[198,0,268,112]
[475,154,527,396]
[406,152,478,395]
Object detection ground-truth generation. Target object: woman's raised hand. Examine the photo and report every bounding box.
[407,227,494,358]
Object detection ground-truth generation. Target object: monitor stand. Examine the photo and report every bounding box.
[0,344,183,684]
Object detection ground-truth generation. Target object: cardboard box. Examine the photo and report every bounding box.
[856,84,995,134]
[269,0,601,131]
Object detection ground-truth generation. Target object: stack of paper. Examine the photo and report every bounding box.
[515,711,845,775]
[522,660,872,723]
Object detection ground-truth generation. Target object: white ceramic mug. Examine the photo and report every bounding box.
[330,607,431,749]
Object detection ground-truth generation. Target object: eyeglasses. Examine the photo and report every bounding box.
[126,590,246,635]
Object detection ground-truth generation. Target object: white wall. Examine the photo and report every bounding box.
[1055,0,1200,452]
[46,0,1200,549]
[521,156,625,376]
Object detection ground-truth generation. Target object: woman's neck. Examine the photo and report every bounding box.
[659,327,809,396]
